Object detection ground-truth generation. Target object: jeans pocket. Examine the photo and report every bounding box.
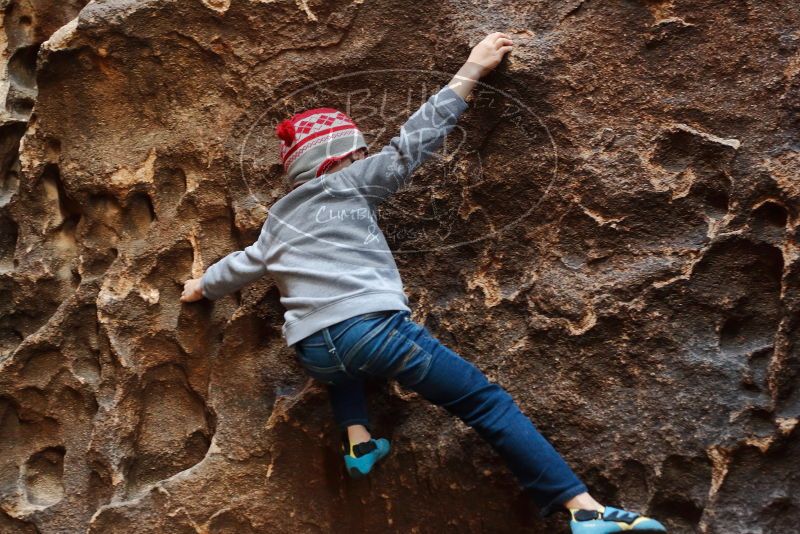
[358,324,433,386]
[337,311,399,367]
[295,344,346,385]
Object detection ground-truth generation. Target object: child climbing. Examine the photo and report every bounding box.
[180,32,668,533]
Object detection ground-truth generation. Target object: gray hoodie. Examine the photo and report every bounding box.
[201,83,469,347]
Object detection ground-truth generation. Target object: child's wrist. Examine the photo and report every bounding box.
[458,61,485,81]
[447,62,483,100]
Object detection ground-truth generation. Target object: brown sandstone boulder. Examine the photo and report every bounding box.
[1,1,798,532]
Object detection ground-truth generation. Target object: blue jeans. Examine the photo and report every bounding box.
[293,309,588,517]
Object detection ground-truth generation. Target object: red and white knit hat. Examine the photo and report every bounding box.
[276,107,368,186]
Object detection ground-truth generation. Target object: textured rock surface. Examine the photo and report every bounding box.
[1,0,799,532]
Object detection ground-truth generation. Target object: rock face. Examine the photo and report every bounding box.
[1,1,799,532]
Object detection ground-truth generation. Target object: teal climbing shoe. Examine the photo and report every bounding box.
[569,506,667,533]
[342,438,391,479]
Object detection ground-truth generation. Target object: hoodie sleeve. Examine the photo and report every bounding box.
[200,222,270,301]
[337,83,468,205]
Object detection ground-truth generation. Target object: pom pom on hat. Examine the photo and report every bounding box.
[275,119,295,144]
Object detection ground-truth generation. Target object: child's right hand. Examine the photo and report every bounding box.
[180,277,204,303]
[466,32,514,79]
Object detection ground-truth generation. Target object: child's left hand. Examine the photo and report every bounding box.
[180,277,204,302]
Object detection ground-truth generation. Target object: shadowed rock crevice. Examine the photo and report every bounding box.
[6,44,40,117]
[124,363,214,498]
[650,454,711,532]
[0,510,38,534]
[0,215,18,269]
[23,446,66,507]
[712,426,800,533]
